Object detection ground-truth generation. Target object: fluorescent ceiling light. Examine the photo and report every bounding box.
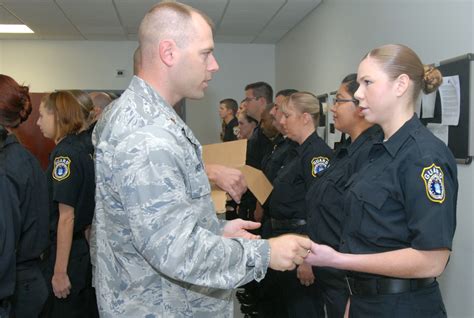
[0,24,34,33]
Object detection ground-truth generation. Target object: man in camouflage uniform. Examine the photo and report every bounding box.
[91,2,311,317]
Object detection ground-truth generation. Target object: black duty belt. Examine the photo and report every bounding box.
[345,276,436,296]
[271,218,306,230]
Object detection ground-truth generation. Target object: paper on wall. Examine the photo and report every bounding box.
[439,75,460,126]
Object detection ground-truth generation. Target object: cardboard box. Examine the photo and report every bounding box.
[202,139,273,214]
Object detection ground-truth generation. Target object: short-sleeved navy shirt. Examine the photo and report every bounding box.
[46,133,95,241]
[269,131,332,223]
[339,116,457,278]
[261,134,298,183]
[246,125,273,170]
[222,117,238,142]
[306,125,382,250]
[4,135,50,265]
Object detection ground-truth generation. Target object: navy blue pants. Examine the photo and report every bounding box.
[13,263,48,318]
[349,281,447,318]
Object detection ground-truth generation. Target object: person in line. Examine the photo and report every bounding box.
[244,81,274,170]
[268,92,332,317]
[237,110,258,140]
[88,92,113,121]
[91,2,312,317]
[0,74,49,318]
[218,98,239,142]
[305,73,382,317]
[306,44,457,318]
[37,91,96,317]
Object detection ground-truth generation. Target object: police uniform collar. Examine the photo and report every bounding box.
[3,134,19,148]
[382,115,419,158]
[347,125,383,157]
[297,130,319,155]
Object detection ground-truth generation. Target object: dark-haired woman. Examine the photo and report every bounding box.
[305,73,382,317]
[0,74,49,317]
[306,44,457,318]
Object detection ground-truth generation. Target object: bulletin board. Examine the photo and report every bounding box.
[420,53,473,164]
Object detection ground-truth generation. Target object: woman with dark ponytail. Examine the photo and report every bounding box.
[306,44,457,317]
[0,74,49,317]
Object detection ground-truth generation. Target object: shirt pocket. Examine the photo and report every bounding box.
[347,180,390,237]
[186,164,211,199]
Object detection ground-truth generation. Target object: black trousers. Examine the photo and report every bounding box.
[349,280,447,318]
[40,239,98,318]
[13,263,48,318]
[319,284,348,318]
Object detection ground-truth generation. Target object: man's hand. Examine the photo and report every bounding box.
[268,235,311,271]
[52,272,71,299]
[305,242,339,267]
[222,219,261,240]
[297,262,315,286]
[205,164,247,203]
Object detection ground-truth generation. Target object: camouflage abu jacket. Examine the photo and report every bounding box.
[91,76,270,317]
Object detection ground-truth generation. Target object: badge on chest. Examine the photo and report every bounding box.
[53,156,71,181]
[311,156,329,177]
[421,163,445,203]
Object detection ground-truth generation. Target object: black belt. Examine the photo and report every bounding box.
[271,218,306,230]
[345,276,436,296]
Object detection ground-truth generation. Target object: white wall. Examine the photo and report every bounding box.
[276,0,474,317]
[0,40,274,144]
[187,43,275,144]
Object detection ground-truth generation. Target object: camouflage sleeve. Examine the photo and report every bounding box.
[112,126,270,289]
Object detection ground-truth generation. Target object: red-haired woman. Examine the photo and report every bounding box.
[0,74,49,317]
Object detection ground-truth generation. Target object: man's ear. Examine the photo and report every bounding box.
[159,39,177,67]
[394,73,410,97]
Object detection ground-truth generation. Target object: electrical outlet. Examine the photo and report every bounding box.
[116,69,125,78]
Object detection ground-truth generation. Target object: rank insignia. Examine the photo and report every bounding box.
[53,156,71,181]
[421,163,445,203]
[311,156,329,177]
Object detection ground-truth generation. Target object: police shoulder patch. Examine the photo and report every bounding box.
[421,163,445,203]
[311,156,330,177]
[53,156,71,181]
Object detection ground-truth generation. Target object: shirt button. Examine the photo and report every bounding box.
[341,240,345,245]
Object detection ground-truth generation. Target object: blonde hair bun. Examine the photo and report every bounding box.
[422,65,443,94]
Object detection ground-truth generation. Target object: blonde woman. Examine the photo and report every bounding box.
[306,44,457,318]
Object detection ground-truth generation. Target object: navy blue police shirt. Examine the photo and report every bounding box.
[339,116,457,278]
[305,125,382,288]
[0,145,20,299]
[269,131,332,224]
[246,125,273,170]
[306,125,382,251]
[46,133,95,241]
[261,134,298,183]
[223,117,238,142]
[3,135,50,266]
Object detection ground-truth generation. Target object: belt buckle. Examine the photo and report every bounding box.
[345,276,353,296]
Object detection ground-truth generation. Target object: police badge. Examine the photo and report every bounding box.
[53,156,71,181]
[421,163,445,203]
[311,156,330,177]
